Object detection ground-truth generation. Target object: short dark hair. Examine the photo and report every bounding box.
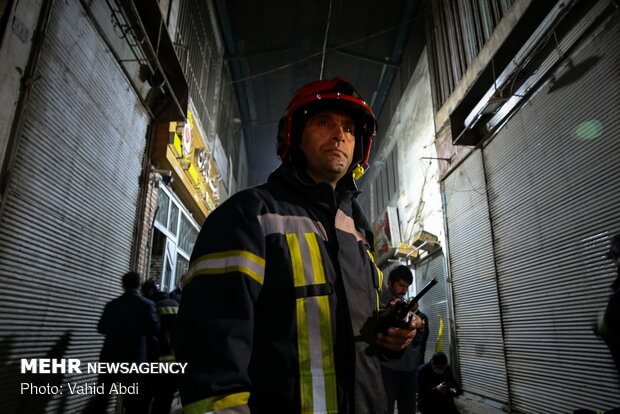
[432,352,448,365]
[388,265,413,285]
[122,271,141,291]
[141,278,159,296]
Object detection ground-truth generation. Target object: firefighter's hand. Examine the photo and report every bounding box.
[376,314,422,351]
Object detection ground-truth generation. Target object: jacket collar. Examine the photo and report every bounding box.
[268,163,360,207]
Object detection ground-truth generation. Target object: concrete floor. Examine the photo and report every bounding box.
[455,393,508,414]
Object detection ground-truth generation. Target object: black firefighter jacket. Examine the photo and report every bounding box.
[149,290,179,362]
[175,164,388,414]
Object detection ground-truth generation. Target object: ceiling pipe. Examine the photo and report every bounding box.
[371,0,419,117]
[214,0,255,158]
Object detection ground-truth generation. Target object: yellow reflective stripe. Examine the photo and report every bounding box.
[366,249,383,311]
[287,234,306,287]
[297,296,314,412]
[201,249,265,266]
[365,249,383,286]
[287,234,314,411]
[184,392,250,414]
[287,233,337,413]
[188,250,265,285]
[317,294,337,411]
[159,354,175,362]
[158,306,178,315]
[306,233,326,284]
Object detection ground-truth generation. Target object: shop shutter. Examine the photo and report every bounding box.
[0,0,149,412]
[481,13,620,413]
[443,149,509,405]
[415,250,451,365]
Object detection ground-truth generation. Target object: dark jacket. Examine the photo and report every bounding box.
[175,164,387,414]
[413,310,430,366]
[169,287,182,305]
[417,361,461,413]
[97,291,160,363]
[600,271,620,345]
[597,269,620,381]
[152,290,179,361]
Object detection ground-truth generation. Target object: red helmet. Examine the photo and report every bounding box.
[276,77,377,179]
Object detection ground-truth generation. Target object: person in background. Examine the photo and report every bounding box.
[596,234,620,381]
[92,271,159,413]
[380,265,429,414]
[417,352,462,414]
[169,272,189,305]
[174,78,422,414]
[141,279,179,414]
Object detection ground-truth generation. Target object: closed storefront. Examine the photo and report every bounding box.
[0,0,150,411]
[481,12,620,412]
[415,250,452,366]
[443,150,509,406]
[444,6,620,413]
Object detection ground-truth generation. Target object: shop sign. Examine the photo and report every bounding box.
[372,206,401,265]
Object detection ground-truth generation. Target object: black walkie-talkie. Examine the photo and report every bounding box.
[379,278,437,331]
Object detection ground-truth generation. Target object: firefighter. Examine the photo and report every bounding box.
[174,78,421,414]
[141,279,179,414]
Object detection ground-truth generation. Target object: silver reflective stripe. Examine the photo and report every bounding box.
[334,209,367,244]
[257,213,328,241]
[307,295,326,412]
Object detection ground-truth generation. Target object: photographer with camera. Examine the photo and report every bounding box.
[417,352,462,414]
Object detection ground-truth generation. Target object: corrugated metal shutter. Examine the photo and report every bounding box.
[0,0,149,412]
[415,250,451,365]
[482,13,620,414]
[443,149,509,404]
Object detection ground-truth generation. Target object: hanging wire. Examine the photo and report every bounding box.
[319,0,333,80]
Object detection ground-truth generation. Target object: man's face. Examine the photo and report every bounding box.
[389,279,410,298]
[431,360,447,375]
[299,109,356,186]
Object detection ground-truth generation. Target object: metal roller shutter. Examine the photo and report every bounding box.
[0,0,149,412]
[482,11,620,414]
[415,250,451,365]
[443,149,509,405]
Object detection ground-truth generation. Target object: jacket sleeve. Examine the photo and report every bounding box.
[174,191,265,414]
[417,364,434,400]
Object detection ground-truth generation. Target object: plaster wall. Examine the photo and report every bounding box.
[0,0,43,165]
[381,48,446,249]
[363,49,445,254]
